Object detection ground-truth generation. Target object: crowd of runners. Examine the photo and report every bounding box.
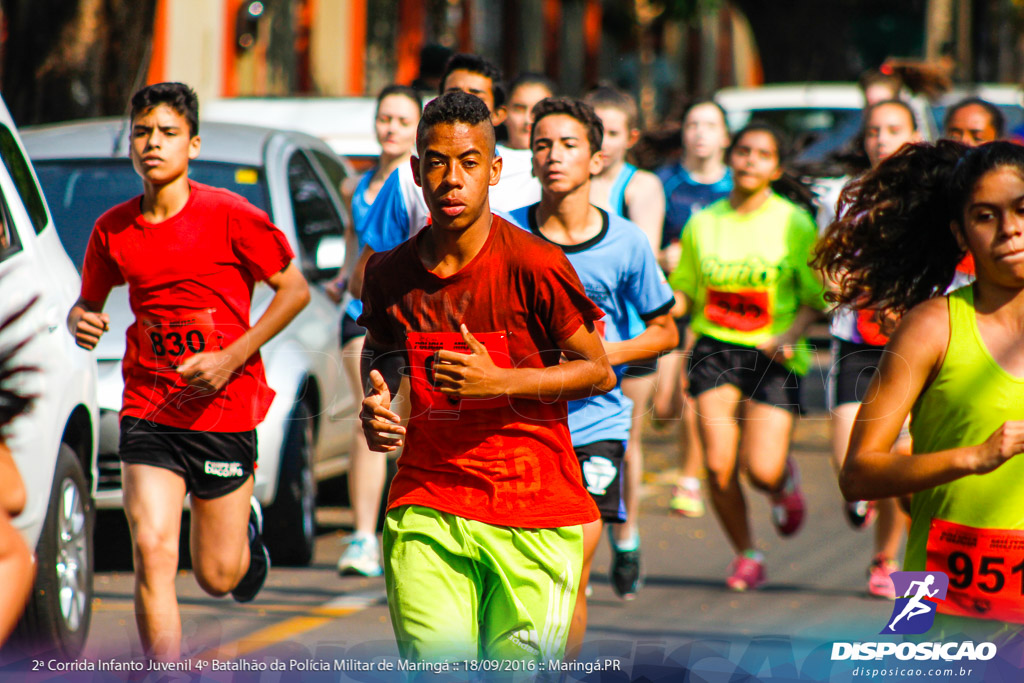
[0,49,1020,665]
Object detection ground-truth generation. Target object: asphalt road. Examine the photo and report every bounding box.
[4,359,1022,682]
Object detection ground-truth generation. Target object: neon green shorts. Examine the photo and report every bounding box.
[383,505,583,663]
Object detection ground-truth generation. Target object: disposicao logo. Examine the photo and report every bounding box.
[881,571,949,635]
[830,571,997,664]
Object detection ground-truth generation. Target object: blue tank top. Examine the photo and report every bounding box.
[351,169,375,247]
[345,168,377,321]
[608,163,638,218]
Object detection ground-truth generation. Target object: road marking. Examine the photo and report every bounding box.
[92,600,371,617]
[192,589,386,661]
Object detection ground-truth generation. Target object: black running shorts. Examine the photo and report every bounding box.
[621,358,658,379]
[686,336,800,413]
[119,416,257,499]
[574,440,627,523]
[830,339,885,407]
[340,311,367,347]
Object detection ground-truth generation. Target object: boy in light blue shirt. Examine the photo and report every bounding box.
[509,96,676,657]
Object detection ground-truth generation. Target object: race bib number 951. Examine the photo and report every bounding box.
[139,309,219,370]
[704,288,770,332]
[925,518,1024,624]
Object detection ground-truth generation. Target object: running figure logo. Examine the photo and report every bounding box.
[881,571,949,635]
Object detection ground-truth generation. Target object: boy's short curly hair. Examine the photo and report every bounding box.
[416,91,495,153]
[130,82,199,137]
[529,97,604,155]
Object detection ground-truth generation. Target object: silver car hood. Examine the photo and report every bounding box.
[95,285,275,361]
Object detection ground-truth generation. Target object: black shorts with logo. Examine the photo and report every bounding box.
[686,336,801,413]
[119,416,257,499]
[574,440,626,523]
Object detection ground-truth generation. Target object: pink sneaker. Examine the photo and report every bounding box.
[868,555,899,599]
[726,554,766,592]
[770,458,805,537]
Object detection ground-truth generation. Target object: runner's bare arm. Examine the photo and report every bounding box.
[841,298,1024,499]
[674,291,691,314]
[0,444,26,516]
[67,296,110,351]
[177,262,310,391]
[360,332,405,452]
[433,323,615,401]
[625,170,666,254]
[754,304,823,361]
[347,245,377,298]
[601,313,678,366]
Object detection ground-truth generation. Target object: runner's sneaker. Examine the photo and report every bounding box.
[336,533,383,577]
[670,482,705,518]
[867,554,899,600]
[232,496,270,603]
[845,500,877,530]
[770,457,805,537]
[610,547,641,600]
[726,553,765,592]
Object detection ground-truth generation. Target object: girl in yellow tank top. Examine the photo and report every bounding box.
[816,140,1024,642]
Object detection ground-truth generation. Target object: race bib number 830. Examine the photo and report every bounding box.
[139,309,219,370]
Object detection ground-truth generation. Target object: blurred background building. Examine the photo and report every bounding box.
[0,0,1022,127]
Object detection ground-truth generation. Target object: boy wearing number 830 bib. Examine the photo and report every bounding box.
[67,83,310,662]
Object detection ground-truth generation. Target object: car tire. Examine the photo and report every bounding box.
[263,403,316,566]
[15,444,94,657]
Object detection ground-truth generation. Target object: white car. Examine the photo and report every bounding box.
[0,99,99,656]
[714,82,936,169]
[203,96,380,167]
[22,119,360,567]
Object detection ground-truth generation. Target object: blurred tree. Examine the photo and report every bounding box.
[0,0,157,126]
[732,0,926,82]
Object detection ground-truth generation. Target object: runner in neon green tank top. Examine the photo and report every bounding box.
[669,123,827,592]
[818,140,1024,642]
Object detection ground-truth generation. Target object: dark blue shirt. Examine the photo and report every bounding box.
[656,163,732,249]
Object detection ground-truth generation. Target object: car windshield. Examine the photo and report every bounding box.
[729,107,862,150]
[32,160,270,270]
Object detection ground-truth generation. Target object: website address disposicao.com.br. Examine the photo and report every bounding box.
[852,665,978,679]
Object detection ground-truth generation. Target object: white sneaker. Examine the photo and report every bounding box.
[336,534,382,577]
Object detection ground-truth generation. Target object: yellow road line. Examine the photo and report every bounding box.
[191,591,386,661]
[194,608,359,661]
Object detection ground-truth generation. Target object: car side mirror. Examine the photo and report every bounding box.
[304,235,344,282]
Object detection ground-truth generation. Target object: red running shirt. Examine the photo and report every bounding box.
[359,215,603,528]
[80,181,294,432]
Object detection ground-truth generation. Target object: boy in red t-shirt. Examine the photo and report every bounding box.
[359,91,614,662]
[67,83,310,661]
